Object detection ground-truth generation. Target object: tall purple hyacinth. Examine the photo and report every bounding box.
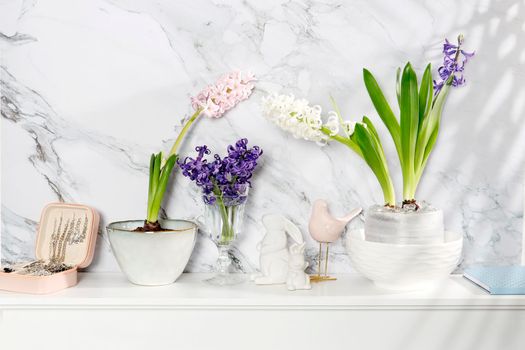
[178,139,263,205]
[433,34,475,95]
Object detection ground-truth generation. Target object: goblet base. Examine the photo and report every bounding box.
[205,273,246,286]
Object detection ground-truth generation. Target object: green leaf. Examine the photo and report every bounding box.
[363,68,402,162]
[396,67,402,107]
[418,63,433,131]
[147,152,174,223]
[148,155,178,222]
[361,117,393,199]
[414,78,451,181]
[153,153,162,192]
[362,116,387,165]
[147,153,156,219]
[399,63,419,199]
[147,153,162,221]
[413,64,434,181]
[351,122,396,206]
[156,155,177,199]
[416,120,439,184]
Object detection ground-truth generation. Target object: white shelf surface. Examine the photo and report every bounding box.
[1,272,524,310]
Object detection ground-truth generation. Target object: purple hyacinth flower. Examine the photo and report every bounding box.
[433,34,475,95]
[178,138,263,205]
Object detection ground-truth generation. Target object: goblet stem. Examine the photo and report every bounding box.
[216,245,231,275]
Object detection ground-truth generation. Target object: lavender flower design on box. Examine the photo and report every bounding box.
[179,139,263,285]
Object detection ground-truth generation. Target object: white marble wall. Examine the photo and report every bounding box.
[1,0,524,273]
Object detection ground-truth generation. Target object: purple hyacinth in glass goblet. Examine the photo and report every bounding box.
[179,139,263,285]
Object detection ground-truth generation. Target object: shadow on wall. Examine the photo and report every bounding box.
[418,0,525,268]
[394,1,524,349]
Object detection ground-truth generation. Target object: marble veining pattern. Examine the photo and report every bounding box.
[1,0,524,272]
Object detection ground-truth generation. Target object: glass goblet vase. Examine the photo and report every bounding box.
[203,190,248,286]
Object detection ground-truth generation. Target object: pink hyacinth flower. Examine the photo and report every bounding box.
[191,71,256,118]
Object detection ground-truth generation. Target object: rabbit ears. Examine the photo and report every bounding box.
[262,214,304,244]
[290,242,306,254]
[284,219,303,244]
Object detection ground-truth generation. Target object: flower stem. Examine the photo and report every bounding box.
[455,34,464,60]
[216,195,233,244]
[320,126,363,158]
[168,107,203,157]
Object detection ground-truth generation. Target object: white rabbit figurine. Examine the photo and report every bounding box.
[253,214,304,285]
[286,243,311,291]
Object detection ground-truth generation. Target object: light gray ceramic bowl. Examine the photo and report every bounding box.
[107,219,197,286]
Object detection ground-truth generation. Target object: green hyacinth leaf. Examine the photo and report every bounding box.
[413,63,433,176]
[416,120,440,183]
[154,154,177,203]
[362,116,388,165]
[147,152,163,221]
[351,122,395,206]
[363,68,402,163]
[396,67,402,107]
[418,63,433,130]
[415,75,451,175]
[149,154,178,222]
[399,62,419,199]
[147,153,157,219]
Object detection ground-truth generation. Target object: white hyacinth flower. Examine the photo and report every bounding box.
[262,93,337,144]
[325,111,340,136]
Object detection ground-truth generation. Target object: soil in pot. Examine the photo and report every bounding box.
[133,220,171,232]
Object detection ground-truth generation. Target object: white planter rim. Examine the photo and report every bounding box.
[107,219,197,234]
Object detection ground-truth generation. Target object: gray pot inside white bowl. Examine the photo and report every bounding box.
[364,204,445,244]
[107,219,197,286]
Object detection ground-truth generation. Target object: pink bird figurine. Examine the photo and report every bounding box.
[309,199,362,282]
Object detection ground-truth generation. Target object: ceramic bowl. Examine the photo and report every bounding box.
[346,229,463,291]
[107,219,197,286]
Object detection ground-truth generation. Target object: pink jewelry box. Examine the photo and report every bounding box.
[0,203,100,294]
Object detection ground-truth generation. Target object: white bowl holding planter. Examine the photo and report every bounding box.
[346,229,463,291]
[107,219,197,286]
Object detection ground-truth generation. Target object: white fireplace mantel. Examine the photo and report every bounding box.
[1,273,524,350]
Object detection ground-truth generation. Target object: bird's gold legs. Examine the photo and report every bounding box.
[310,242,336,283]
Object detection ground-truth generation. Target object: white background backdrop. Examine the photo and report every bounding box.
[1,0,524,273]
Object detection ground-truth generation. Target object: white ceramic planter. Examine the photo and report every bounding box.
[365,205,445,244]
[107,220,197,286]
[346,229,462,291]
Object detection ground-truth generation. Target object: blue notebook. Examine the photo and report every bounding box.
[463,266,525,295]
